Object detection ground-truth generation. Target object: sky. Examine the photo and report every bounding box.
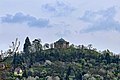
[0,0,120,54]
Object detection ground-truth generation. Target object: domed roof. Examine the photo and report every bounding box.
[58,38,65,42]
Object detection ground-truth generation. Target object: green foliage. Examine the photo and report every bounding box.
[1,38,120,80]
[23,37,31,54]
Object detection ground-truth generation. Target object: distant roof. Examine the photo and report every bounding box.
[58,38,65,42]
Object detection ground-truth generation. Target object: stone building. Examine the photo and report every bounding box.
[54,38,69,49]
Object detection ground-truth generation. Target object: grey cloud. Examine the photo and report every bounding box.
[79,7,120,32]
[1,12,49,27]
[80,7,116,22]
[41,1,75,17]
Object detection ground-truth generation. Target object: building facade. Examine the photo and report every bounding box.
[54,38,69,49]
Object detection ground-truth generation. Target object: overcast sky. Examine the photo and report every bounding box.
[0,0,120,54]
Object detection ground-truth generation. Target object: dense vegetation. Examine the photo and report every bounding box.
[0,37,120,80]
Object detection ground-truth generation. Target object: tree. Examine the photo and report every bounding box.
[65,66,71,80]
[22,70,27,78]
[0,38,20,63]
[23,37,31,54]
[30,39,42,62]
[75,70,82,80]
[102,49,112,64]
[87,44,92,50]
[32,39,42,52]
[11,38,21,69]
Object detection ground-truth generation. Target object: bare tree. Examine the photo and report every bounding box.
[0,38,20,62]
[87,44,92,50]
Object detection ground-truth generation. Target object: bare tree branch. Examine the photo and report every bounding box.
[0,38,20,63]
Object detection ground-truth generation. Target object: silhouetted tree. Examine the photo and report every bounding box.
[22,70,27,78]
[65,66,71,80]
[23,37,31,54]
[75,70,82,80]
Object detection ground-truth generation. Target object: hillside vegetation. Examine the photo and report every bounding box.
[0,37,120,80]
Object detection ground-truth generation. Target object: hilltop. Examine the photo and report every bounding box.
[0,37,120,80]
